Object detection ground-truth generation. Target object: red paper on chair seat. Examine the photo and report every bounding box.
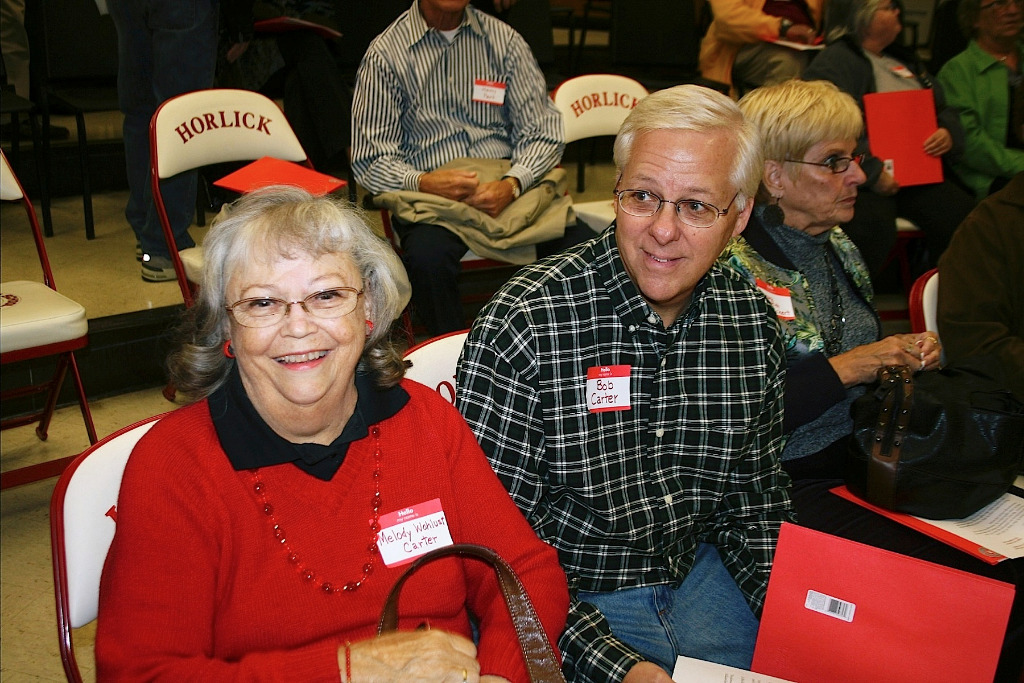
[213,157,346,196]
[751,523,1013,683]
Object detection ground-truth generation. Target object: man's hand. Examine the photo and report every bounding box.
[419,169,480,202]
[465,179,517,217]
[622,661,674,683]
[872,170,899,196]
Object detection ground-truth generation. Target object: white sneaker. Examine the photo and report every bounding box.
[140,254,177,282]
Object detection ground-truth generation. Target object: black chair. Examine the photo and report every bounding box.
[1,89,50,234]
[504,0,569,89]
[28,0,120,240]
[608,0,726,93]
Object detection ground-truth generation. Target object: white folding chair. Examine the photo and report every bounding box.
[402,330,470,405]
[149,88,311,307]
[1,150,97,488]
[551,74,648,233]
[50,415,164,683]
[909,268,939,335]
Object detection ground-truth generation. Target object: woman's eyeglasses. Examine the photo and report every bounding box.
[226,287,364,328]
[614,189,739,228]
[784,154,865,174]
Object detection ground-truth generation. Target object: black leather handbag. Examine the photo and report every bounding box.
[377,544,567,683]
[847,360,1024,519]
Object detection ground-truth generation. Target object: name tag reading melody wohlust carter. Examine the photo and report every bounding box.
[377,498,454,568]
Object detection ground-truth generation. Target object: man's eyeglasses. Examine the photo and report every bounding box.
[980,0,1022,11]
[614,189,739,228]
[226,287,364,328]
[784,153,865,174]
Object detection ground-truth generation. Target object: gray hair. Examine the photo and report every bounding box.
[739,79,864,176]
[168,186,410,400]
[612,84,764,212]
[825,0,890,43]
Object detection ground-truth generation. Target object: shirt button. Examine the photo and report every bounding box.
[655,428,665,437]
[648,314,658,324]
[628,324,636,333]
[664,494,673,506]
[660,358,666,368]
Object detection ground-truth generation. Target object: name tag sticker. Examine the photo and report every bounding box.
[472,78,507,105]
[587,365,631,412]
[377,498,454,568]
[890,64,915,79]
[755,278,796,321]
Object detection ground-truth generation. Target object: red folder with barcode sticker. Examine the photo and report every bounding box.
[752,523,1013,683]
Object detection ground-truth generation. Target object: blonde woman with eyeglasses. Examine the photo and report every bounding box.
[95,187,569,683]
[937,0,1024,199]
[802,0,977,277]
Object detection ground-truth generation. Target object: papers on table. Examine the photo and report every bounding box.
[863,89,943,186]
[672,655,795,682]
[831,477,1024,564]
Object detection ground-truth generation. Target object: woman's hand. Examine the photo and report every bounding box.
[923,128,953,157]
[828,332,942,388]
[785,23,817,44]
[340,630,481,682]
[872,170,899,196]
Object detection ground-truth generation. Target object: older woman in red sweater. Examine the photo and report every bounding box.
[96,187,568,682]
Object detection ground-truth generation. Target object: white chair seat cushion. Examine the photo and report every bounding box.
[0,280,88,353]
[573,200,617,233]
[896,217,920,232]
[179,247,205,284]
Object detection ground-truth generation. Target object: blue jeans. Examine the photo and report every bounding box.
[577,544,759,672]
[107,0,218,258]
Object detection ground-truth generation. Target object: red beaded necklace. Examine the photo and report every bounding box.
[248,425,383,594]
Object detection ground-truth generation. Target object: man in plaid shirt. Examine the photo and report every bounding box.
[456,85,794,683]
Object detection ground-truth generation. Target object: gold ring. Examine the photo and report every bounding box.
[462,668,468,682]
[926,336,939,345]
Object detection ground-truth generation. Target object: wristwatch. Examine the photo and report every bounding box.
[779,18,793,38]
[503,176,522,199]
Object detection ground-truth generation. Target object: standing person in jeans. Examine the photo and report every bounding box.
[108,0,249,281]
[457,84,794,683]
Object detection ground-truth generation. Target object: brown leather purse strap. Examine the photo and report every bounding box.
[377,543,567,683]
[866,365,915,509]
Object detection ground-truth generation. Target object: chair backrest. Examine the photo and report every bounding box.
[1,151,57,290]
[50,416,163,682]
[150,88,309,180]
[28,0,118,86]
[551,74,649,144]
[402,331,470,405]
[909,268,938,334]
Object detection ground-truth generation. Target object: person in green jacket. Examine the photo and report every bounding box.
[936,0,1024,198]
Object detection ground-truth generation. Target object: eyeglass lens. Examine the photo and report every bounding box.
[616,190,726,228]
[228,288,362,327]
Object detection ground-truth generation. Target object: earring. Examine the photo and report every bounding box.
[223,340,235,359]
[762,195,786,228]
[365,319,375,335]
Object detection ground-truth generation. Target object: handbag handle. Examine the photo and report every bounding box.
[377,543,567,683]
[866,365,915,509]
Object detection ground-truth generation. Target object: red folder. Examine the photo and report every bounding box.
[213,157,346,196]
[863,89,943,187]
[752,523,1013,683]
[830,485,1009,564]
[253,17,342,41]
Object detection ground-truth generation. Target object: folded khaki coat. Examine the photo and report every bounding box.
[373,157,574,265]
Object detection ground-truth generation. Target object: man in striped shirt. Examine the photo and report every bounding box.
[351,0,568,335]
[457,85,794,683]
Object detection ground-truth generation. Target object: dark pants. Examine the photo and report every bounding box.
[841,179,976,278]
[395,219,593,336]
[784,439,1024,683]
[108,0,219,258]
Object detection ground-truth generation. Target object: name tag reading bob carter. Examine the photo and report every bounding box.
[587,365,631,412]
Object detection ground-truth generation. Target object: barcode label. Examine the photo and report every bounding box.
[805,589,856,622]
